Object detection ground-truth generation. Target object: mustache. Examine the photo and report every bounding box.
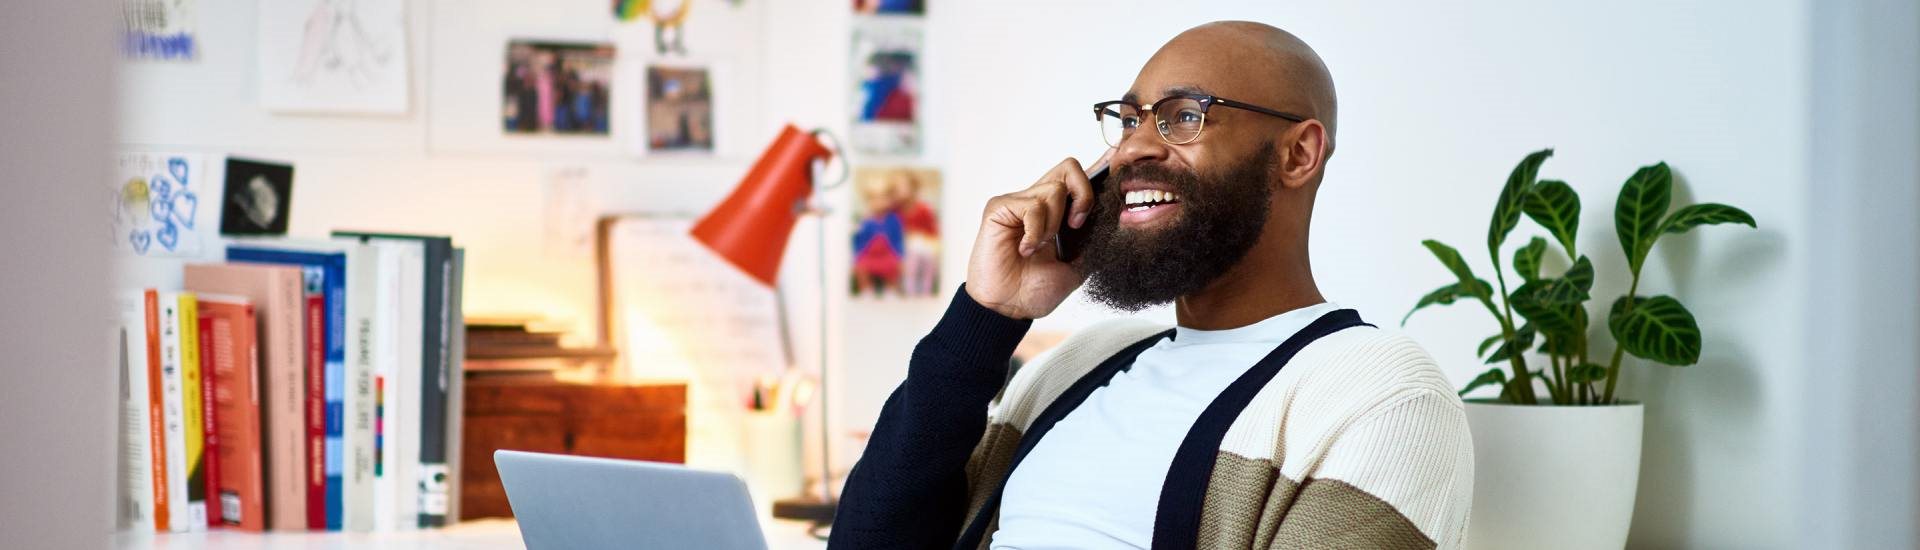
[1108,162,1202,196]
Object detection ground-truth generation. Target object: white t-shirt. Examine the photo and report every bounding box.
[990,302,1340,550]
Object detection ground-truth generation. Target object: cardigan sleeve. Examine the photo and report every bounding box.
[1270,389,1475,550]
[828,284,1032,549]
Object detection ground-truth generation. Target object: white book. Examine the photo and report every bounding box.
[155,292,194,533]
[345,237,426,532]
[341,243,380,531]
[391,240,428,531]
[117,293,157,532]
[255,238,379,531]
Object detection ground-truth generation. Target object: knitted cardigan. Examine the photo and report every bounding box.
[830,287,1474,550]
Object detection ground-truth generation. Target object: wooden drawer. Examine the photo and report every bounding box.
[460,380,687,520]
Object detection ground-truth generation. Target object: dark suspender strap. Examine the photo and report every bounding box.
[951,328,1176,550]
[1150,309,1371,550]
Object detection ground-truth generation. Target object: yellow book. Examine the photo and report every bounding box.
[178,293,207,530]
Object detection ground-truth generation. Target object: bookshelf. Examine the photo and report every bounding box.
[114,516,829,549]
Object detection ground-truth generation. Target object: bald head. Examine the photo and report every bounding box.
[1141,21,1338,154]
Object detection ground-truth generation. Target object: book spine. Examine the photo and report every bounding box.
[268,270,306,531]
[119,294,156,532]
[323,258,347,531]
[443,249,465,524]
[418,251,451,528]
[197,314,223,529]
[157,293,192,533]
[304,290,326,530]
[178,295,207,530]
[144,291,169,532]
[344,247,377,532]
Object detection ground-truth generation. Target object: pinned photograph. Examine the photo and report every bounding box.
[645,65,714,153]
[850,166,941,298]
[219,158,295,236]
[113,152,208,257]
[852,0,924,16]
[850,22,922,156]
[503,40,614,136]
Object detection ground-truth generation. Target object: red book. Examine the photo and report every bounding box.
[185,263,306,530]
[305,294,326,530]
[145,290,171,532]
[197,314,223,529]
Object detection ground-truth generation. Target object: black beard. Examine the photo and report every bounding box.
[1078,145,1277,312]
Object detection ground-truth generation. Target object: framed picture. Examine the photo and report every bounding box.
[850,166,941,298]
[503,40,614,136]
[852,0,924,16]
[850,20,922,156]
[645,65,714,153]
[219,158,295,237]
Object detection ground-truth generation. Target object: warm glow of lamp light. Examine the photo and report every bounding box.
[689,123,845,527]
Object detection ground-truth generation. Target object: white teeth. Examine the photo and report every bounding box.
[1124,190,1181,207]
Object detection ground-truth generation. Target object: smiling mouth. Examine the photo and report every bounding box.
[1123,189,1182,212]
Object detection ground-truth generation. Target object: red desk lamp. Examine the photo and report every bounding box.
[691,123,844,527]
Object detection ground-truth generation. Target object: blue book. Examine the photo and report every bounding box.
[227,244,348,530]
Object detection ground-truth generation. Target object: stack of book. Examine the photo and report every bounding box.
[465,316,614,376]
[115,232,467,533]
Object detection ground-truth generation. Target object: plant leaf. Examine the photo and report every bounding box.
[1421,240,1495,313]
[1523,179,1582,257]
[1402,279,1494,326]
[1565,255,1595,294]
[1483,324,1537,364]
[1615,162,1673,275]
[1567,363,1608,383]
[1608,295,1702,366]
[1539,332,1579,356]
[1459,367,1509,398]
[1660,203,1757,234]
[1476,333,1505,357]
[1511,278,1589,339]
[1489,149,1555,255]
[1513,237,1547,283]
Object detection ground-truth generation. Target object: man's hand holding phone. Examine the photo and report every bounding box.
[965,152,1112,320]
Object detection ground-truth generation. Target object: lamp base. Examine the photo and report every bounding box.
[772,495,837,525]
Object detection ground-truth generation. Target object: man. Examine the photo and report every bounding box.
[831,21,1473,550]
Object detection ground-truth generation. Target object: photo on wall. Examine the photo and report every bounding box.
[850,21,922,156]
[219,158,295,237]
[645,65,714,153]
[502,40,614,136]
[850,166,941,298]
[852,0,924,15]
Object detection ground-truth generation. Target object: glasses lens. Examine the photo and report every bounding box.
[1156,98,1205,144]
[1098,103,1138,148]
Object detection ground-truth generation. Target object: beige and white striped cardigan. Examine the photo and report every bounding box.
[961,318,1475,549]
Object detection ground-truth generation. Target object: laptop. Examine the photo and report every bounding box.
[495,450,770,550]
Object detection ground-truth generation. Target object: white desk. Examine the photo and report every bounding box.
[115,517,828,549]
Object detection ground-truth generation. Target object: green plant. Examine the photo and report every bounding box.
[1404,149,1756,405]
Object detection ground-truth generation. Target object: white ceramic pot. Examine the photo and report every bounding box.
[1463,401,1643,550]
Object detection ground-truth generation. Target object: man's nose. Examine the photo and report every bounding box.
[1113,124,1173,167]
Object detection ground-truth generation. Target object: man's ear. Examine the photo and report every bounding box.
[1275,120,1329,190]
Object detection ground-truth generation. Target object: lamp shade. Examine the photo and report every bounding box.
[692,124,835,287]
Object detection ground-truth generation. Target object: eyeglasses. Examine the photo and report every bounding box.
[1093,94,1308,147]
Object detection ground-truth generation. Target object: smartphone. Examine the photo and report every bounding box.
[1054,164,1108,263]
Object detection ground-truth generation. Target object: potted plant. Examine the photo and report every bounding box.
[1403,149,1755,549]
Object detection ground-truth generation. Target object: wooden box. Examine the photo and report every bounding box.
[459,379,687,519]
